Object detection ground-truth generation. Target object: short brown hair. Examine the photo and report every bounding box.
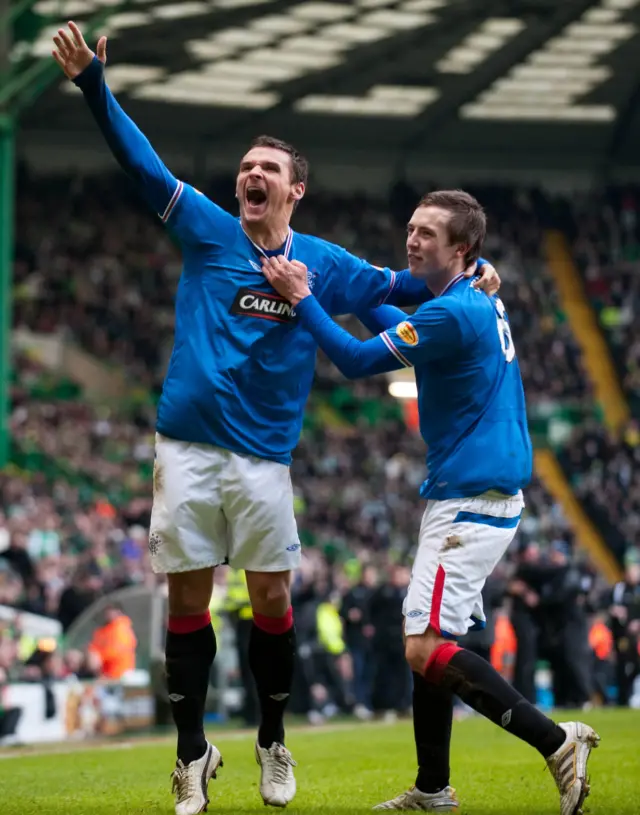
[418,190,486,265]
[250,135,309,186]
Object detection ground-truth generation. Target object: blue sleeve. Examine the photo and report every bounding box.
[356,304,407,335]
[296,296,406,379]
[73,58,233,246]
[380,301,464,367]
[326,249,401,315]
[327,249,489,313]
[387,259,489,306]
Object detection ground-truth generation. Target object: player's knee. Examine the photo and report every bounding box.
[167,568,214,616]
[404,629,445,675]
[246,570,292,617]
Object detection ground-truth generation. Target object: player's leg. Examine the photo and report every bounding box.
[375,502,458,812]
[245,569,296,750]
[149,435,229,815]
[405,495,598,815]
[166,568,217,765]
[224,452,300,807]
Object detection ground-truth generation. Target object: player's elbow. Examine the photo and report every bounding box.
[340,364,366,381]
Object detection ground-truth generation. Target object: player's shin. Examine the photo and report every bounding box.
[166,611,217,764]
[249,608,296,748]
[413,672,453,794]
[425,643,566,758]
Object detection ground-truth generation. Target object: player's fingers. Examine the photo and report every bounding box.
[53,37,70,59]
[52,50,67,70]
[68,21,86,48]
[58,28,76,53]
[96,36,108,63]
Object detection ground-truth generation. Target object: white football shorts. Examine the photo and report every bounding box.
[403,490,524,638]
[148,434,301,574]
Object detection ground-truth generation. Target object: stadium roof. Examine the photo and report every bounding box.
[14,0,640,176]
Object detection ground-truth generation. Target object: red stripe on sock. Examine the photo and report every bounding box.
[168,610,211,634]
[253,607,293,635]
[424,641,461,684]
[429,565,446,635]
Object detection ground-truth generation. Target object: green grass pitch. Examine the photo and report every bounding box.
[0,709,637,814]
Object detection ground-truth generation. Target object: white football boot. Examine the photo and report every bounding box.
[546,721,600,815]
[171,741,223,815]
[373,786,459,811]
[255,742,297,807]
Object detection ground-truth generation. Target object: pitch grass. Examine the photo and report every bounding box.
[0,709,637,815]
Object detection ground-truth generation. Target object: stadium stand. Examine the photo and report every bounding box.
[3,173,630,711]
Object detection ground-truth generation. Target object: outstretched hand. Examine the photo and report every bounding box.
[262,256,311,305]
[52,21,107,80]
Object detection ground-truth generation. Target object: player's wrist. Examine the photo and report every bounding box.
[72,55,103,89]
[290,289,311,307]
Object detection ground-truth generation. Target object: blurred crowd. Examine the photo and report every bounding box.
[1,171,640,735]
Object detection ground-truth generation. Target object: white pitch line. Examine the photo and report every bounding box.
[0,719,399,761]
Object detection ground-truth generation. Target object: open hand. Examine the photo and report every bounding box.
[468,262,501,296]
[262,256,311,305]
[52,21,107,80]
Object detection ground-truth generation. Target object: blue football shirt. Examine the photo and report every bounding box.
[381,274,533,499]
[73,58,438,465]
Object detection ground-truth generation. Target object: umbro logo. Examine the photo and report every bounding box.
[286,543,301,552]
[249,259,262,272]
[269,693,290,702]
[168,694,185,703]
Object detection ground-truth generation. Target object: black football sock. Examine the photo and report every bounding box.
[166,613,217,765]
[250,610,296,748]
[412,672,453,794]
[432,646,566,758]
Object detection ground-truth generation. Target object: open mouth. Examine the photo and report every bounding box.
[245,186,268,212]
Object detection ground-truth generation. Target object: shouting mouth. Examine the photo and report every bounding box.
[245,186,268,215]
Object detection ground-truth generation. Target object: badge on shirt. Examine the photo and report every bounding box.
[396,321,418,346]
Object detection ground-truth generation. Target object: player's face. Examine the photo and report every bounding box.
[236,146,305,227]
[406,205,467,278]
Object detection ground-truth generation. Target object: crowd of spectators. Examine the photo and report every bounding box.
[2,171,639,714]
[563,187,640,414]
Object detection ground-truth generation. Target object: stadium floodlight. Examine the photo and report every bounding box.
[103,12,152,32]
[100,63,165,93]
[437,17,525,74]
[461,103,616,121]
[388,380,418,399]
[278,35,349,53]
[528,52,594,66]
[153,3,210,19]
[365,9,433,29]
[603,0,640,8]
[401,0,445,10]
[296,84,439,116]
[211,28,275,47]
[584,7,620,22]
[133,83,278,108]
[203,59,302,82]
[322,22,391,43]
[214,0,276,7]
[461,1,635,122]
[187,41,236,60]
[291,2,355,21]
[250,14,312,34]
[243,47,340,70]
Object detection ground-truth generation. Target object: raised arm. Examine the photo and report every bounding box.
[53,23,177,217]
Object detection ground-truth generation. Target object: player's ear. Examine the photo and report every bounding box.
[291,182,305,203]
